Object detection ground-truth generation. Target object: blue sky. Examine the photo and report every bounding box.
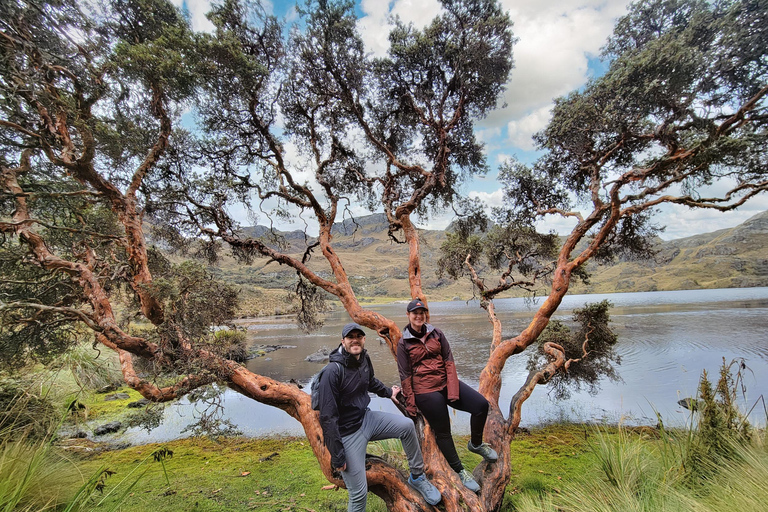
[174,0,768,239]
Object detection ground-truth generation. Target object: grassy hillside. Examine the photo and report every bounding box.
[572,210,768,294]
[211,211,768,317]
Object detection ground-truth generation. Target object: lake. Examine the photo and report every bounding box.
[116,287,768,444]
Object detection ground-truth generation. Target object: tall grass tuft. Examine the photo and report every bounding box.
[0,387,78,511]
[697,435,768,511]
[518,359,766,512]
[54,342,122,392]
[0,377,149,511]
[369,438,408,473]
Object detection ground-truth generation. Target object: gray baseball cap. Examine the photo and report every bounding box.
[342,322,366,338]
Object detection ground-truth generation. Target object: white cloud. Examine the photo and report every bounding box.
[482,0,628,132]
[171,0,215,33]
[658,197,768,240]
[358,0,442,57]
[469,188,505,209]
[284,5,299,23]
[390,0,442,26]
[475,126,502,146]
[535,214,579,236]
[506,106,552,151]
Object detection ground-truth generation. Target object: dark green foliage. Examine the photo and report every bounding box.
[372,0,514,212]
[0,242,92,369]
[527,300,621,400]
[155,0,515,251]
[437,208,560,293]
[437,231,487,280]
[590,210,664,264]
[496,159,570,227]
[0,0,222,370]
[180,384,244,439]
[148,261,239,347]
[292,276,328,333]
[689,359,752,468]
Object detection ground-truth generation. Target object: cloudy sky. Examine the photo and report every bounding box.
[173,0,768,240]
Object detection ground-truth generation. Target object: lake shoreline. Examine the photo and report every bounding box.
[74,287,768,446]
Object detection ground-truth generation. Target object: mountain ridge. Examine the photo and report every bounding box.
[218,210,768,315]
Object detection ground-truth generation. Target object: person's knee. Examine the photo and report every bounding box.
[392,416,417,437]
[468,396,489,416]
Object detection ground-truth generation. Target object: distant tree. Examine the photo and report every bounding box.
[1,0,765,511]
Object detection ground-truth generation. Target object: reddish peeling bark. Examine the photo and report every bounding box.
[399,214,426,304]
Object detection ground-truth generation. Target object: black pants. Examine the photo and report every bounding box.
[414,380,489,473]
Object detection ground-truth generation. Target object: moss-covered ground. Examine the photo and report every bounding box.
[62,424,601,511]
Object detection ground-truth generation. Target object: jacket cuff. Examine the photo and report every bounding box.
[332,452,346,469]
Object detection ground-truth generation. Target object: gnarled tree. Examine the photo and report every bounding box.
[1,0,765,511]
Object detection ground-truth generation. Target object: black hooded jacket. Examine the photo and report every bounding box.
[316,344,392,468]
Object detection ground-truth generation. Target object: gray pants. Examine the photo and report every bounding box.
[340,410,424,512]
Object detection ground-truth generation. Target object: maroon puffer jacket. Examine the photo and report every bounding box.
[396,324,460,415]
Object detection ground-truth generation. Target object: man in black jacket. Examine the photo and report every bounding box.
[316,322,441,511]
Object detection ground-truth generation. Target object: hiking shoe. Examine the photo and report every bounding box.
[408,473,441,505]
[458,468,480,492]
[468,440,498,462]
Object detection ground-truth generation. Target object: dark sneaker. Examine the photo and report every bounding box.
[408,473,441,505]
[468,440,498,462]
[458,468,480,492]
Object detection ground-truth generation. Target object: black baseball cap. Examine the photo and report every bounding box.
[342,322,366,338]
[406,298,428,312]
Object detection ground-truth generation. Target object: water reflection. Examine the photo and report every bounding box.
[116,287,768,444]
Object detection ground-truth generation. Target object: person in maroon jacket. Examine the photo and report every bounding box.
[396,298,498,492]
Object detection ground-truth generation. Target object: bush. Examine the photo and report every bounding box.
[0,379,58,441]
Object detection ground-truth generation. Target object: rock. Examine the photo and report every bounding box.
[259,451,279,462]
[335,237,377,249]
[71,431,88,439]
[305,347,331,363]
[97,383,121,394]
[696,245,737,257]
[247,344,297,359]
[127,398,151,408]
[104,392,131,401]
[94,421,122,436]
[677,398,705,411]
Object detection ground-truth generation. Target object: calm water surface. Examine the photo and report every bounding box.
[117,287,768,444]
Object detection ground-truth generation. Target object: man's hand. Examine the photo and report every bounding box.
[336,463,347,472]
[391,385,401,400]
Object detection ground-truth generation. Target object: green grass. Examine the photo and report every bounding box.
[515,426,768,512]
[71,437,355,512]
[0,430,80,511]
[58,428,600,512]
[86,387,147,421]
[502,425,600,509]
